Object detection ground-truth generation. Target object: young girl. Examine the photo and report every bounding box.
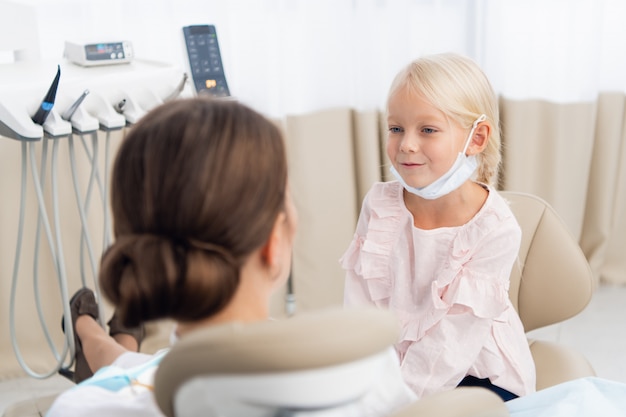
[341,53,536,401]
[46,97,415,417]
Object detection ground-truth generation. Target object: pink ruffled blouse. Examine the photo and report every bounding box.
[341,181,536,399]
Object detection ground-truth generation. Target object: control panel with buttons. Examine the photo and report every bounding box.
[182,25,230,97]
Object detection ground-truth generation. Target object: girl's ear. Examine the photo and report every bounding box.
[468,122,491,155]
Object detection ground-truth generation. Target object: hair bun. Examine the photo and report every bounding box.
[99,233,183,326]
[100,233,242,326]
[187,239,239,266]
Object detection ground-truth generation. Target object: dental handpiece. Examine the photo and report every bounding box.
[62,90,90,121]
[114,99,126,113]
[164,73,188,101]
[32,65,61,125]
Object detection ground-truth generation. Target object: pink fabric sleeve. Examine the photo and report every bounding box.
[400,311,493,397]
[341,192,377,308]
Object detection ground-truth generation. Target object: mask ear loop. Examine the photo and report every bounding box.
[462,114,487,155]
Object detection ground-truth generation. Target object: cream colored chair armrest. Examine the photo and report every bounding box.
[389,387,510,417]
[529,339,596,390]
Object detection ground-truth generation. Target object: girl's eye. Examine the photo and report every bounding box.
[388,126,403,134]
[422,127,437,134]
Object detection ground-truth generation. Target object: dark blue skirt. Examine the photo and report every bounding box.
[457,375,519,402]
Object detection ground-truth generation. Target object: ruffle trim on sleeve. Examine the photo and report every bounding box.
[340,182,405,302]
[432,273,509,319]
[396,308,448,343]
[430,191,512,320]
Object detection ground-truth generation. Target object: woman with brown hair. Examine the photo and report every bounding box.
[46,97,298,416]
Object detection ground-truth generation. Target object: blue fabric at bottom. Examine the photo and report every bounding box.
[506,377,626,417]
[77,350,167,393]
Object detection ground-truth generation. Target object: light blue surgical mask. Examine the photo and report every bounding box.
[390,114,487,200]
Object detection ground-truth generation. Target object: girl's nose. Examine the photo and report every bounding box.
[400,134,419,153]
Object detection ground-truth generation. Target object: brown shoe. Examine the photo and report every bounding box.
[60,287,99,383]
[107,311,146,351]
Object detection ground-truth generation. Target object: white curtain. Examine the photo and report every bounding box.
[6,0,626,110]
[482,0,626,102]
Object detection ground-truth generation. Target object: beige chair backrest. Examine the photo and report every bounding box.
[501,191,594,333]
[154,307,512,417]
[154,307,400,417]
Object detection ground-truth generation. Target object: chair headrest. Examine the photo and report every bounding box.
[501,191,594,331]
[154,307,399,417]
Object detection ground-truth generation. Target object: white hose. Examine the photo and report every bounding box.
[9,127,118,378]
[9,140,73,378]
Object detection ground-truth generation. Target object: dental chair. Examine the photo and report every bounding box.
[501,191,596,390]
[154,307,509,417]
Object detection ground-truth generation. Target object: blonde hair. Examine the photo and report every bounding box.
[386,53,501,186]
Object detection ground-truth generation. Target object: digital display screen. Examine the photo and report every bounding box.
[85,43,125,61]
